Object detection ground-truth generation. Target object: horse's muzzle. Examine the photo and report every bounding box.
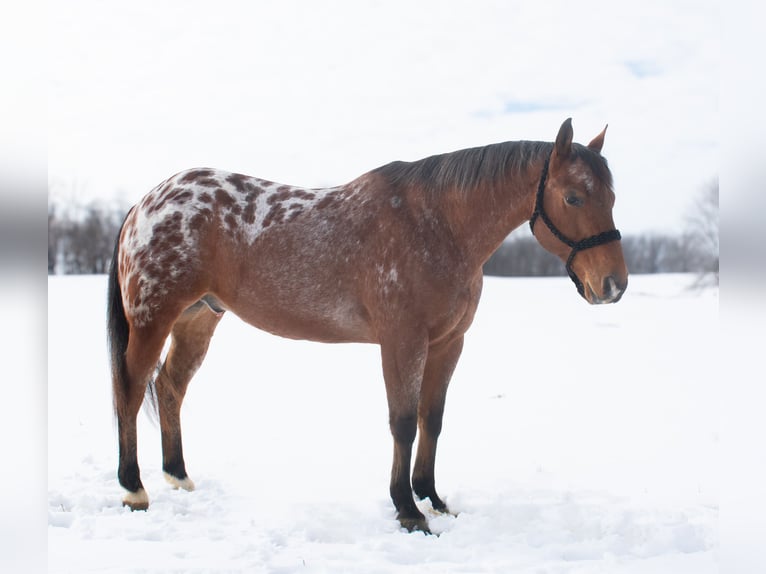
[586,275,627,305]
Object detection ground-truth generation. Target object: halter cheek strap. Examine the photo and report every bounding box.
[529,155,622,298]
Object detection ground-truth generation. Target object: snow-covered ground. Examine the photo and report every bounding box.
[48,273,718,573]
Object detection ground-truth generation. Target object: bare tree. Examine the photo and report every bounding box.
[484,234,564,277]
[48,204,60,273]
[684,178,719,284]
[48,197,126,274]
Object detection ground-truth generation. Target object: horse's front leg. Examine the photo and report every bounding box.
[412,335,464,514]
[380,333,429,533]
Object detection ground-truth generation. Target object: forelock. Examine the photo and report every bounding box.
[571,143,613,190]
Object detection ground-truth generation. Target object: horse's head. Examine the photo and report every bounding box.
[530,118,628,304]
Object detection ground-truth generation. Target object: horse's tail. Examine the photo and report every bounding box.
[107,216,130,419]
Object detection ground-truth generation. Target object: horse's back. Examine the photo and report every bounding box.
[118,168,377,339]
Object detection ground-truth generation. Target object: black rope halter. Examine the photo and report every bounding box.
[529,154,622,298]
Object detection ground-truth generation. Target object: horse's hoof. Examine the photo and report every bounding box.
[164,472,195,491]
[122,488,149,511]
[432,505,458,518]
[399,515,431,534]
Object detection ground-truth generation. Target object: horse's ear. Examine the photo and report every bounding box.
[587,125,608,154]
[552,118,574,162]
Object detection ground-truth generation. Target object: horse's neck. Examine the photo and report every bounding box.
[439,159,542,269]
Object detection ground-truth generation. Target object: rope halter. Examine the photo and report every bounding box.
[529,154,622,299]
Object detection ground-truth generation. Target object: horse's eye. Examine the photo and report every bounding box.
[566,194,583,207]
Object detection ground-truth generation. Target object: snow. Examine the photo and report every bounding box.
[48,273,718,573]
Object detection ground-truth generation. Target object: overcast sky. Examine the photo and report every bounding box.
[48,0,718,235]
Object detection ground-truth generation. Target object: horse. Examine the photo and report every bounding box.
[107,118,627,533]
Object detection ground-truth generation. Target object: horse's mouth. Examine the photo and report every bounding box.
[586,276,626,305]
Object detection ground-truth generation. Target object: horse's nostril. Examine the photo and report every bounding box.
[603,276,619,298]
[601,275,627,303]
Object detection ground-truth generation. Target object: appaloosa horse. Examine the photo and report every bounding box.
[108,118,627,532]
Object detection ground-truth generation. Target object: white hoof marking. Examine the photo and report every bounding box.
[122,488,149,510]
[164,472,195,491]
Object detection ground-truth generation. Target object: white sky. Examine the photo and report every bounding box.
[48,0,719,235]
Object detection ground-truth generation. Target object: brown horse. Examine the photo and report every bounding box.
[107,118,627,533]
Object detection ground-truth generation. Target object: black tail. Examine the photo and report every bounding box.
[107,217,130,418]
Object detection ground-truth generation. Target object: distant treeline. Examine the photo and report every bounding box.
[48,200,125,275]
[48,180,718,277]
[482,231,715,276]
[486,178,718,277]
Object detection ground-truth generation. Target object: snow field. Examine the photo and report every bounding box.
[48,274,718,573]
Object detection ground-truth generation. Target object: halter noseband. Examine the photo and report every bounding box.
[529,154,622,298]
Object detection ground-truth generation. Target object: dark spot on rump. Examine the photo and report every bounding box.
[140,197,156,216]
[156,181,177,201]
[244,190,260,203]
[144,261,162,278]
[242,202,257,224]
[189,208,212,232]
[241,190,263,222]
[224,212,238,230]
[189,213,205,231]
[287,204,304,222]
[144,183,173,212]
[267,189,293,204]
[227,172,256,194]
[166,189,194,204]
[151,211,184,238]
[199,192,213,203]
[214,188,236,208]
[146,197,168,215]
[262,204,286,228]
[179,169,214,184]
[196,178,220,188]
[151,231,183,254]
[292,189,315,200]
[165,211,184,227]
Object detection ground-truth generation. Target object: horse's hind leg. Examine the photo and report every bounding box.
[155,301,222,490]
[118,321,174,510]
[412,335,464,514]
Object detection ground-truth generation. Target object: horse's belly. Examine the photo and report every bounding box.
[228,294,375,344]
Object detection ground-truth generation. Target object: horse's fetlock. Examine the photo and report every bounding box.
[118,461,142,493]
[412,475,430,497]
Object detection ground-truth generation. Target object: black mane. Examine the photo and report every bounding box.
[372,140,611,192]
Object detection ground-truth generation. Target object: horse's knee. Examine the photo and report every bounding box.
[390,413,418,444]
[420,408,444,438]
